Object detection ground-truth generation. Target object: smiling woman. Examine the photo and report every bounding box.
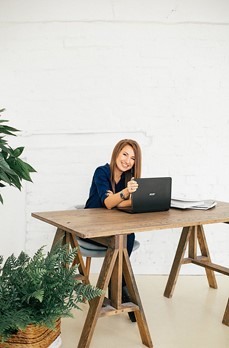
[85,139,142,210]
[82,138,142,322]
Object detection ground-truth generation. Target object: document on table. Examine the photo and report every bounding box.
[171,198,217,210]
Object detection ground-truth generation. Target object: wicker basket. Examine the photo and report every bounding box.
[0,319,61,348]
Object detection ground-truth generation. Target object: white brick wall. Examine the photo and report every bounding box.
[1,0,229,274]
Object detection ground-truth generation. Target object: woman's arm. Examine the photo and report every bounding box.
[104,179,138,209]
[104,187,130,209]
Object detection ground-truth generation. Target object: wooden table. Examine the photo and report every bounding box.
[32,201,229,347]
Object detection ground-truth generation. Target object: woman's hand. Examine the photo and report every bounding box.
[127,177,138,194]
[106,190,114,197]
[104,178,138,209]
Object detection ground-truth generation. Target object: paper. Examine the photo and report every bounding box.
[171,198,217,210]
[188,200,217,210]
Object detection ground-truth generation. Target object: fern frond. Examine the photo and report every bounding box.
[74,282,103,301]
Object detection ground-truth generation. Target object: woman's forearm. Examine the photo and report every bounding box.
[104,187,130,209]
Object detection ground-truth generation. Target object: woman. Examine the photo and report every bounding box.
[85,138,141,253]
[84,139,142,322]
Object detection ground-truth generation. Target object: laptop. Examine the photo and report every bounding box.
[117,177,172,214]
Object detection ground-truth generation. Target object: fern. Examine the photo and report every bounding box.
[0,244,103,341]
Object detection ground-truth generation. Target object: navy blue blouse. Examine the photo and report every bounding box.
[85,163,125,208]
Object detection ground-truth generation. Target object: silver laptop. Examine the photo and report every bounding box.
[117,177,172,214]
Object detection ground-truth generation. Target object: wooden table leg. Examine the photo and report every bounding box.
[196,225,217,289]
[164,224,228,326]
[50,228,89,284]
[69,233,90,284]
[123,246,153,347]
[51,227,66,251]
[77,235,153,348]
[77,244,119,348]
[164,226,192,298]
[222,299,229,326]
[164,224,218,298]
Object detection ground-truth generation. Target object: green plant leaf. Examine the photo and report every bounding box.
[0,169,12,185]
[23,289,45,304]
[0,125,19,136]
[0,108,36,203]
[16,159,34,181]
[12,147,24,158]
[0,137,7,145]
[6,173,22,190]
[6,158,33,182]
[0,154,17,175]
[0,145,15,157]
[21,161,37,173]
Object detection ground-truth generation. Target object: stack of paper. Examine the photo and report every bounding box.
[171,198,217,210]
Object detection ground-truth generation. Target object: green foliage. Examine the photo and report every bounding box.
[0,244,103,341]
[0,108,36,203]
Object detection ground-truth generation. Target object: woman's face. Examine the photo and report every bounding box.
[116,145,135,173]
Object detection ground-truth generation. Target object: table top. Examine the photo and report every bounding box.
[31,201,229,239]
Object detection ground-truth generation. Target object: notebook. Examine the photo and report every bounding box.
[117,177,172,214]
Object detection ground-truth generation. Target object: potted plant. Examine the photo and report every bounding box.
[0,107,36,203]
[0,109,103,346]
[0,243,103,347]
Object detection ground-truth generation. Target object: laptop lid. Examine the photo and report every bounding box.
[118,177,172,213]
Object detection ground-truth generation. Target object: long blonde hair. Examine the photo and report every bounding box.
[110,139,142,191]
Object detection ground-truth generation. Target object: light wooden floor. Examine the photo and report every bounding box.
[61,275,229,348]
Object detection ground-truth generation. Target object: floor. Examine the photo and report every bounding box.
[61,275,229,348]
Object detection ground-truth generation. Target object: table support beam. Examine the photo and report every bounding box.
[164,225,218,298]
[51,228,90,284]
[197,225,217,289]
[123,247,153,347]
[223,299,229,326]
[164,226,192,298]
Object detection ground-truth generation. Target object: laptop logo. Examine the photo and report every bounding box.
[149,192,156,196]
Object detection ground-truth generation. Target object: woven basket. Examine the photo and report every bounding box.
[0,319,61,348]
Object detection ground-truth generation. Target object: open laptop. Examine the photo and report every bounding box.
[117,177,172,214]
